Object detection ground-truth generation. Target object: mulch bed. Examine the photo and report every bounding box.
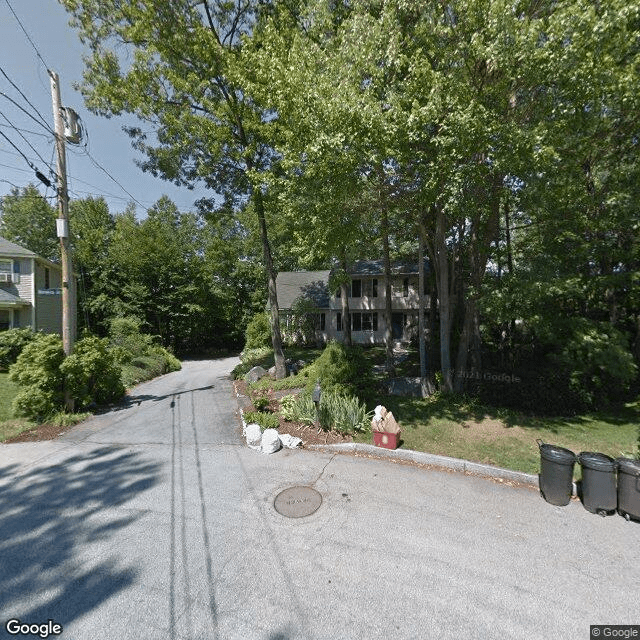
[4,422,69,443]
[233,379,354,447]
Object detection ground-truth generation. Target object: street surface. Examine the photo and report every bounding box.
[1,358,638,640]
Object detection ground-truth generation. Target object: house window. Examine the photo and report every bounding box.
[373,279,378,297]
[351,279,362,298]
[45,268,50,289]
[0,260,10,274]
[403,278,410,297]
[0,309,10,331]
[336,312,342,332]
[320,313,326,331]
[351,312,378,332]
[361,279,378,298]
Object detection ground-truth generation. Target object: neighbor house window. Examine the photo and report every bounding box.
[336,312,342,332]
[352,312,362,331]
[44,268,50,289]
[320,313,326,331]
[0,260,10,275]
[350,279,362,298]
[403,278,410,297]
[362,279,378,298]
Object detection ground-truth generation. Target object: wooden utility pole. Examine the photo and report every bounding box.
[49,70,76,356]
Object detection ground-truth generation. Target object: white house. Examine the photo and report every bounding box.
[275,259,431,345]
[0,236,63,333]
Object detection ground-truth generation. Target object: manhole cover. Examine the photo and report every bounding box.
[274,486,322,518]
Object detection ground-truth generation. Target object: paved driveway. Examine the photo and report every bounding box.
[1,358,638,640]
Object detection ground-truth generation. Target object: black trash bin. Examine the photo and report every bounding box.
[616,457,640,522]
[578,452,617,516]
[537,440,576,506]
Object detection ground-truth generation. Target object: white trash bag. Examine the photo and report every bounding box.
[261,428,282,454]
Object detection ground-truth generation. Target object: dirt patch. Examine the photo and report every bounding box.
[4,422,69,443]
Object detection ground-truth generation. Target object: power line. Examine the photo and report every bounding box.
[0,122,50,138]
[4,0,50,71]
[0,65,52,132]
[0,109,51,168]
[0,129,52,187]
[83,149,147,210]
[0,91,52,133]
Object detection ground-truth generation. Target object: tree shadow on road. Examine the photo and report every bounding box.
[0,446,162,628]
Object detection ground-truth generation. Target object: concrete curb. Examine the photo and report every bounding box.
[308,442,541,488]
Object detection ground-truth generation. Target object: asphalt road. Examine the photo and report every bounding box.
[1,358,638,640]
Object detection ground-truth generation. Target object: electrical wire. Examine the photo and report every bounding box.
[83,149,147,210]
[0,65,52,133]
[0,122,50,139]
[0,130,52,187]
[0,91,52,133]
[0,109,51,168]
[4,0,50,71]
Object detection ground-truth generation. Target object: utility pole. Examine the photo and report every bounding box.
[49,70,76,357]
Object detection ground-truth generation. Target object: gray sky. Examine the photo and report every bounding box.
[0,0,206,218]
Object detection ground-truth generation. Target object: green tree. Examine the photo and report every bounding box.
[0,184,58,260]
[62,0,288,376]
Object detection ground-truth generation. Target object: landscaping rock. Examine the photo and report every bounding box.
[261,428,281,454]
[245,365,268,383]
[244,423,262,451]
[268,365,277,377]
[383,377,425,398]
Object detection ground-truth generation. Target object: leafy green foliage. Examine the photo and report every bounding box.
[60,336,125,409]
[108,316,181,388]
[244,312,272,351]
[553,320,637,408]
[303,341,373,397]
[243,410,280,431]
[278,389,372,434]
[0,328,37,371]
[9,334,65,421]
[0,184,58,261]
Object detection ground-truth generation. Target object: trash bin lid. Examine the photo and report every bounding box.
[539,442,576,465]
[616,457,640,476]
[578,451,616,471]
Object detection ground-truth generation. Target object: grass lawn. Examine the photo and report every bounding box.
[354,393,640,476]
[238,344,640,475]
[0,372,34,442]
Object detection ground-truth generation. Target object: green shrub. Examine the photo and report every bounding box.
[9,334,65,421]
[553,320,637,408]
[60,336,125,409]
[108,317,181,387]
[232,346,273,379]
[303,341,372,397]
[244,312,272,351]
[279,389,372,434]
[108,316,155,363]
[317,390,373,434]
[0,328,37,370]
[243,410,279,430]
[280,392,316,425]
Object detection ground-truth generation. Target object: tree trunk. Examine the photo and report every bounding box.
[418,221,434,396]
[434,206,453,391]
[254,189,286,379]
[340,252,352,347]
[381,206,394,373]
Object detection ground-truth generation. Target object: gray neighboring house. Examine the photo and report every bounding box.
[275,259,430,345]
[0,237,62,334]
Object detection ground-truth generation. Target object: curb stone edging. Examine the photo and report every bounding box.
[308,442,548,490]
[233,385,578,496]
